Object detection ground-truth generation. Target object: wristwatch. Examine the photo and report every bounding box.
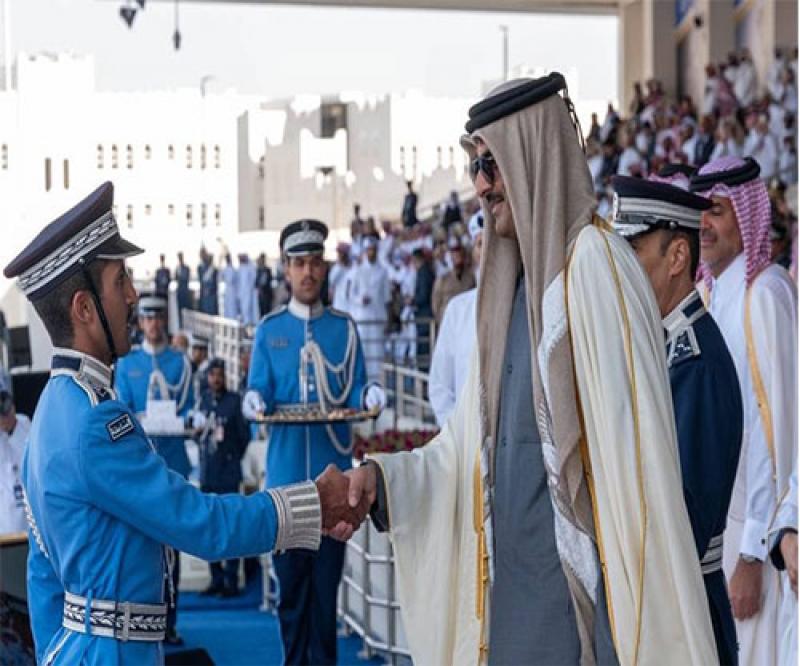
[740,554,760,564]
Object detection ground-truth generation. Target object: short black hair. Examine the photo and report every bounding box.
[32,260,106,348]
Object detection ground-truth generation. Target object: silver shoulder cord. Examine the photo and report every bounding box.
[147,353,191,412]
[300,317,359,457]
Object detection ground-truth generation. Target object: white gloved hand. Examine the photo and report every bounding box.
[363,385,387,412]
[190,411,208,430]
[242,390,266,420]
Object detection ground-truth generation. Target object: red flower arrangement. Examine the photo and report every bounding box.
[353,428,439,461]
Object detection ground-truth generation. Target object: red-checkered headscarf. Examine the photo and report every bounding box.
[691,156,771,287]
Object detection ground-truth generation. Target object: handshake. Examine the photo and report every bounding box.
[314,462,379,541]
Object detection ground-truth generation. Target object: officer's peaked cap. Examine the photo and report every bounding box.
[4,182,143,301]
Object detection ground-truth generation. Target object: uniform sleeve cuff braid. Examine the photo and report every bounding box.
[267,481,322,552]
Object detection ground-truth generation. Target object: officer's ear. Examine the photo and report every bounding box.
[667,235,690,279]
[72,288,96,329]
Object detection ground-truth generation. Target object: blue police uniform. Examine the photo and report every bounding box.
[154,267,170,298]
[665,290,743,665]
[249,302,369,488]
[611,175,744,665]
[198,261,218,315]
[197,381,250,593]
[115,342,194,478]
[24,350,289,665]
[3,182,323,665]
[175,264,192,325]
[247,218,373,665]
[248,299,370,664]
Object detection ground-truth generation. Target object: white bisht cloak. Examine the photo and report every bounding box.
[371,225,717,666]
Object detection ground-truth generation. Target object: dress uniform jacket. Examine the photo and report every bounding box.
[248,300,369,487]
[24,349,285,665]
[115,343,193,477]
[665,289,743,665]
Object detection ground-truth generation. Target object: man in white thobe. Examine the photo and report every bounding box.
[340,74,717,666]
[351,236,391,383]
[328,243,354,315]
[429,212,483,426]
[221,254,239,320]
[236,253,259,326]
[691,156,798,666]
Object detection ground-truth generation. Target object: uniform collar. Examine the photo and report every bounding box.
[142,339,168,356]
[51,347,113,390]
[288,297,324,320]
[663,289,705,342]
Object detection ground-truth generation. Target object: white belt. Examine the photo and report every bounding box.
[62,591,167,642]
[700,533,723,575]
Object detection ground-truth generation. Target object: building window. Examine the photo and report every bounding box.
[111,145,119,169]
[44,158,52,191]
[201,144,207,170]
[201,203,207,227]
[126,145,133,169]
[168,144,175,160]
[412,145,418,178]
[144,145,152,160]
[214,145,221,169]
[1,144,7,170]
[259,206,265,229]
[168,203,175,215]
[126,205,133,228]
[96,144,103,169]
[258,156,265,179]
[186,145,192,169]
[448,146,455,167]
[436,146,442,168]
[215,203,221,226]
[320,102,347,138]
[144,204,152,216]
[186,204,193,226]
[399,146,406,173]
[63,159,70,189]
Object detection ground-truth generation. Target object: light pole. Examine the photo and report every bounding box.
[499,25,509,82]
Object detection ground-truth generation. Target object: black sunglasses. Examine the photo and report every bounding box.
[469,152,498,184]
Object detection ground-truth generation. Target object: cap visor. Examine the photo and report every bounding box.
[95,234,144,260]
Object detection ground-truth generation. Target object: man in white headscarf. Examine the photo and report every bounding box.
[691,156,798,666]
[343,73,717,665]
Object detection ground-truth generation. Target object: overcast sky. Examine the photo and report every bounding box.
[6,0,618,101]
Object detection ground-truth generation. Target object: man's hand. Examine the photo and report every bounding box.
[348,463,378,509]
[189,411,208,431]
[242,390,266,420]
[315,464,370,540]
[729,558,764,620]
[780,532,798,595]
[363,385,387,412]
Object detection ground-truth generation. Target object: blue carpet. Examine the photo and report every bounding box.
[166,573,384,666]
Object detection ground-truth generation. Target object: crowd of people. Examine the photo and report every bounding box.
[588,46,798,274]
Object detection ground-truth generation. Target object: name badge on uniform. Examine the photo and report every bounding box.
[107,414,135,441]
[269,337,289,349]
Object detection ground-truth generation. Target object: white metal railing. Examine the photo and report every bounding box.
[180,309,247,393]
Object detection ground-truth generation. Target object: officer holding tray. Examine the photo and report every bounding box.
[242,218,386,665]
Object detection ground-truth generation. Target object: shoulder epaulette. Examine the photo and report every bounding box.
[667,328,701,368]
[327,307,355,322]
[258,305,288,327]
